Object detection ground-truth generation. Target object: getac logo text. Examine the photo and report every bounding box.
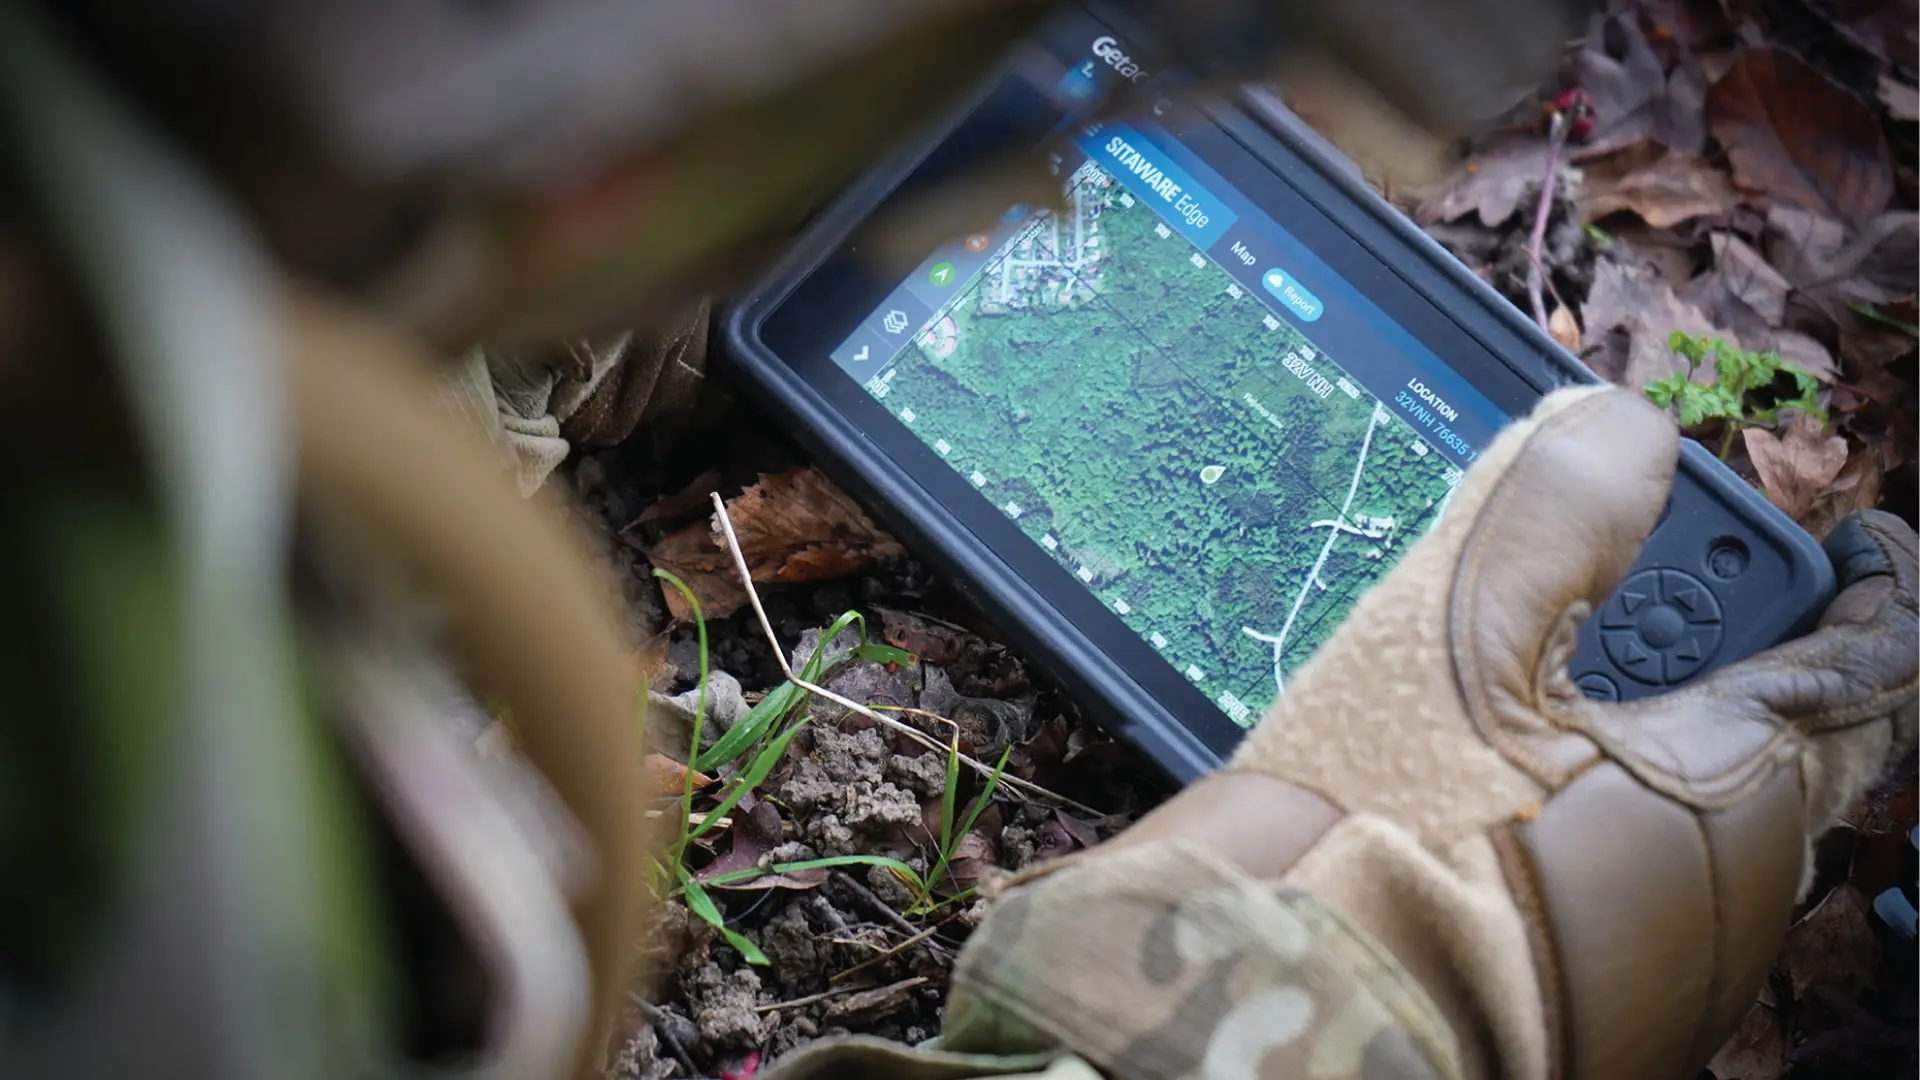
[1091,36,1148,82]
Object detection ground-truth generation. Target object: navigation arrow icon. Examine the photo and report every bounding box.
[853,346,870,362]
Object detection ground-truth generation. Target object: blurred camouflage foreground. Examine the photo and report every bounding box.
[0,2,1578,1078]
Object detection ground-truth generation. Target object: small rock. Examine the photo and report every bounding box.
[765,840,818,865]
[609,1022,679,1080]
[844,781,921,832]
[1000,824,1037,870]
[778,759,842,812]
[915,665,964,720]
[886,751,949,798]
[812,657,918,722]
[813,726,888,785]
[680,964,771,1051]
[758,903,821,989]
[865,860,919,910]
[666,669,750,731]
[805,813,857,856]
[789,625,859,676]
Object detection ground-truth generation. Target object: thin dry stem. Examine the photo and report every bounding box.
[708,492,1100,816]
[1526,112,1568,331]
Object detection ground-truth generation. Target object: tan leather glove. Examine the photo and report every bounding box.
[1112,385,1918,1080]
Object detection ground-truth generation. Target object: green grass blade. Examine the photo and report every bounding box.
[956,745,1014,840]
[696,610,875,774]
[937,731,961,858]
[701,854,926,892]
[688,717,812,843]
[919,744,1013,913]
[854,641,915,666]
[805,610,865,679]
[651,568,707,871]
[678,865,769,965]
[694,680,801,774]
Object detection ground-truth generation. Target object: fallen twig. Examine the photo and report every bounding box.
[707,492,1102,816]
[831,869,941,948]
[831,908,971,984]
[1525,112,1569,331]
[754,976,931,1014]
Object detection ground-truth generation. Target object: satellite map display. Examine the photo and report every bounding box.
[861,156,1464,726]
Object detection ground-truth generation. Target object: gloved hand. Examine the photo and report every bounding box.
[1105,385,1918,1080]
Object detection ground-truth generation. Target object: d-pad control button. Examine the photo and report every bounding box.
[1600,568,1724,685]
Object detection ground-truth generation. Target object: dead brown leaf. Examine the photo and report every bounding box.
[1744,417,1851,524]
[1549,304,1583,351]
[647,517,747,620]
[646,752,713,797]
[1772,330,1840,385]
[1779,883,1881,1004]
[1417,136,1551,228]
[1572,12,1707,159]
[1879,74,1919,122]
[877,607,974,666]
[726,467,904,585]
[1581,149,1740,227]
[1707,1001,1788,1080]
[647,467,903,619]
[1581,259,1728,387]
[629,467,723,528]
[701,797,827,891]
[1707,48,1894,226]
[1797,449,1886,540]
[1708,233,1792,325]
[1764,206,1919,307]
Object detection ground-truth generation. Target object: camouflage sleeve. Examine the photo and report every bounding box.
[758,841,1464,1080]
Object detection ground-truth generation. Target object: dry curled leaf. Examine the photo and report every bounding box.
[1581,150,1740,227]
[1572,12,1707,159]
[700,798,826,891]
[1580,260,1726,387]
[647,517,747,620]
[1707,48,1894,226]
[1744,418,1850,525]
[1797,449,1885,540]
[1764,206,1919,307]
[877,607,975,666]
[647,467,903,619]
[646,752,713,797]
[726,467,904,585]
[1709,232,1792,326]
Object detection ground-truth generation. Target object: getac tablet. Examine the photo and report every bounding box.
[720,5,1833,781]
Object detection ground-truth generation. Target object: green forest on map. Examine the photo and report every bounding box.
[867,158,1462,724]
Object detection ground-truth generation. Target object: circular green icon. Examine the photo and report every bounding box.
[928,262,956,288]
[1199,465,1226,484]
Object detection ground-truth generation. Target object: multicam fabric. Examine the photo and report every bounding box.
[758,840,1460,1080]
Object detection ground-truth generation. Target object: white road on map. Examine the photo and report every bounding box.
[1242,402,1386,699]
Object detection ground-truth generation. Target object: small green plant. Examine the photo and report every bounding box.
[910,735,1012,916]
[1643,332,1825,460]
[642,578,925,964]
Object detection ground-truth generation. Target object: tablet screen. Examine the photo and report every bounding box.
[760,16,1541,736]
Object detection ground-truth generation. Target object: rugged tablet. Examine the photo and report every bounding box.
[720,6,1834,781]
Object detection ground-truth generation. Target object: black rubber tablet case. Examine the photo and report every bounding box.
[719,63,1834,784]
